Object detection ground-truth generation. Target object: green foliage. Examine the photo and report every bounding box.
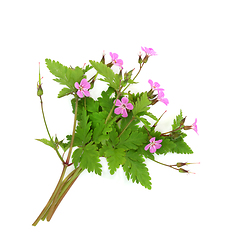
[123,151,152,190]
[171,137,193,154]
[36,138,56,149]
[45,58,84,91]
[58,88,73,98]
[89,60,120,90]
[105,148,126,175]
[72,143,102,175]
[172,109,183,130]
[132,92,151,116]
[75,107,92,146]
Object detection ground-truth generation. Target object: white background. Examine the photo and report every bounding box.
[1,0,240,239]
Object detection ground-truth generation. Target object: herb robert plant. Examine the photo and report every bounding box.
[33,47,199,226]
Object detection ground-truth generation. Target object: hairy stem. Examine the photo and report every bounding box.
[66,97,78,165]
[118,117,135,138]
[39,96,64,164]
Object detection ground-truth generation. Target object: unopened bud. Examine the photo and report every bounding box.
[176,162,187,168]
[180,117,186,126]
[138,52,143,64]
[179,168,196,174]
[100,51,105,64]
[37,83,43,96]
[142,55,149,63]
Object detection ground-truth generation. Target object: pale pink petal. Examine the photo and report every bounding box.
[155,139,163,144]
[80,79,90,89]
[150,145,156,153]
[144,143,151,151]
[158,91,165,98]
[74,82,80,89]
[155,143,162,150]
[83,90,90,97]
[110,52,118,60]
[114,99,122,106]
[114,107,122,115]
[116,59,123,66]
[121,97,129,104]
[126,103,133,110]
[122,108,128,117]
[149,137,155,143]
[77,90,83,98]
[161,98,169,106]
[148,79,153,87]
[153,82,160,88]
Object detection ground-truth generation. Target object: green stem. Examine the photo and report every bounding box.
[153,110,167,128]
[66,97,78,165]
[122,63,144,93]
[118,117,135,138]
[160,125,183,136]
[151,159,179,171]
[39,96,64,164]
[32,165,67,226]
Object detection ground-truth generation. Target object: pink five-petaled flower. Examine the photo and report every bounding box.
[110,52,123,69]
[141,47,157,56]
[144,137,162,153]
[148,79,164,91]
[157,91,169,106]
[114,97,133,118]
[74,79,91,98]
[191,118,199,135]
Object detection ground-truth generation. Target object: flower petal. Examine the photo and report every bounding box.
[155,139,163,144]
[121,97,129,104]
[126,103,133,110]
[148,79,153,87]
[77,90,83,98]
[74,82,80,89]
[149,137,155,143]
[114,99,122,106]
[144,143,150,151]
[83,90,90,97]
[114,107,122,115]
[122,108,128,117]
[80,79,91,89]
[155,143,162,150]
[150,145,156,153]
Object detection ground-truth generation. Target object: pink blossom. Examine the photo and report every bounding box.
[74,79,91,98]
[157,91,169,106]
[114,97,133,118]
[110,52,123,69]
[148,79,164,91]
[144,137,162,153]
[141,47,157,56]
[191,118,198,135]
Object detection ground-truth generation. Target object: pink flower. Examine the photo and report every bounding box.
[110,52,123,69]
[148,79,164,91]
[191,118,198,135]
[141,47,157,56]
[74,79,91,98]
[114,97,133,118]
[144,137,162,153]
[157,91,169,106]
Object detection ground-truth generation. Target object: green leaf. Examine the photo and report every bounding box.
[144,111,158,121]
[35,138,56,149]
[86,97,99,113]
[73,144,102,175]
[105,148,126,175]
[58,88,73,98]
[171,138,193,154]
[132,92,151,116]
[172,109,183,130]
[89,60,119,90]
[123,151,152,189]
[118,130,148,150]
[138,117,151,131]
[98,87,115,112]
[45,59,84,89]
[155,138,176,155]
[75,107,92,146]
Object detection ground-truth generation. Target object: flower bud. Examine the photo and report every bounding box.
[180,117,186,126]
[138,52,143,64]
[176,162,187,168]
[179,168,189,173]
[100,51,105,64]
[142,55,149,63]
[37,83,43,96]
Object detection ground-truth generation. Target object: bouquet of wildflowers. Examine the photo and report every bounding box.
[33,47,198,226]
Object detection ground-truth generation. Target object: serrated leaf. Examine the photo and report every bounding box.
[138,117,151,131]
[75,107,92,146]
[45,59,84,89]
[118,130,148,150]
[86,97,99,113]
[123,151,152,189]
[73,144,102,175]
[58,88,73,98]
[171,138,193,154]
[105,148,126,175]
[144,111,158,121]
[98,87,115,112]
[36,138,56,149]
[132,92,151,116]
[155,138,176,155]
[89,60,119,90]
[172,109,183,130]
